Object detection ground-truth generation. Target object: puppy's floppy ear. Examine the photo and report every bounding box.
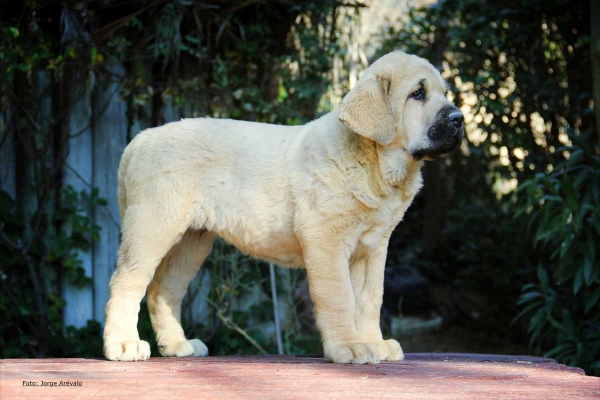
[338,72,395,146]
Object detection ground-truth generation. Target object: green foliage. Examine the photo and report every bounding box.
[49,187,105,287]
[514,133,600,375]
[180,239,312,356]
[0,188,105,358]
[2,0,597,372]
[60,321,103,358]
[379,0,593,184]
[1,0,349,359]
[378,0,597,374]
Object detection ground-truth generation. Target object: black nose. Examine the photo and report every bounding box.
[448,111,464,128]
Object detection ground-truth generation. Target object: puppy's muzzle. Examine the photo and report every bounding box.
[412,107,464,160]
[428,106,464,146]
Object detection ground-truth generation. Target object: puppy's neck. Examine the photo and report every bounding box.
[346,125,422,191]
[321,112,424,205]
[375,137,424,189]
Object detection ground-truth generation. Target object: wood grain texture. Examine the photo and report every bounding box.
[62,85,94,328]
[1,354,598,399]
[92,63,127,324]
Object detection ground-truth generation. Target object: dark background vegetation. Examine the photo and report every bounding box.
[1,0,598,376]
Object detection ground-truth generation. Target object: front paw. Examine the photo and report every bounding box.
[377,338,404,361]
[323,341,381,364]
[351,338,404,361]
[104,339,151,361]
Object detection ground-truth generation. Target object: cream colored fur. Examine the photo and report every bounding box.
[103,51,455,364]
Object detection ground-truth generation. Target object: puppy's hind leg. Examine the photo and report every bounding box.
[148,229,215,357]
[103,203,189,361]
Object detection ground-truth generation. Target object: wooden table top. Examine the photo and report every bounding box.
[1,353,598,399]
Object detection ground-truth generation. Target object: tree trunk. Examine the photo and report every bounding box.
[592,0,600,145]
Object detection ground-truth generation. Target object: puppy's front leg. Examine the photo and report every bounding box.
[350,242,404,361]
[303,243,381,364]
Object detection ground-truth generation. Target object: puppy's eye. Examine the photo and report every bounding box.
[411,88,425,100]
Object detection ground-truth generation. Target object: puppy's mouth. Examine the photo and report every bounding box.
[409,106,465,161]
[410,132,462,161]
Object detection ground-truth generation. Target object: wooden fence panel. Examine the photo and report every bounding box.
[164,95,179,123]
[62,85,94,328]
[5,68,224,332]
[91,65,127,323]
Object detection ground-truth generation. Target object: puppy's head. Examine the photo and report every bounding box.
[338,51,463,160]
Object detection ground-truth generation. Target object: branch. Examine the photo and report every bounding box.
[91,0,167,42]
[0,278,38,341]
[333,1,368,8]
[207,295,269,355]
[216,310,270,355]
[0,224,45,338]
[68,79,121,139]
[64,162,121,230]
[26,188,52,253]
[222,0,262,14]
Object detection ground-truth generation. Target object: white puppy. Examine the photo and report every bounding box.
[103,51,464,364]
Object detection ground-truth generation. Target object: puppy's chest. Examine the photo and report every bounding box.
[358,194,411,249]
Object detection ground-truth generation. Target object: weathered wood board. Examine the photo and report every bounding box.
[91,64,127,323]
[1,354,598,399]
[62,84,94,328]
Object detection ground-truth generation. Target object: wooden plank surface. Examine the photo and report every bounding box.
[1,354,598,399]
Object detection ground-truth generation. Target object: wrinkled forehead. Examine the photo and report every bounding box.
[396,57,448,93]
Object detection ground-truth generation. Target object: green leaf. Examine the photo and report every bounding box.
[513,301,542,324]
[562,176,579,213]
[517,291,542,305]
[545,343,573,359]
[587,263,600,288]
[576,342,584,359]
[528,307,546,334]
[278,84,288,103]
[537,265,549,294]
[583,255,592,285]
[546,315,568,335]
[560,232,576,259]
[586,235,596,269]
[585,289,600,314]
[535,228,556,243]
[573,168,590,189]
[561,309,576,338]
[515,179,535,195]
[540,195,563,203]
[573,267,583,295]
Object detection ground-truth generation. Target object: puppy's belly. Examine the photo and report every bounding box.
[191,191,303,267]
[216,229,304,268]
